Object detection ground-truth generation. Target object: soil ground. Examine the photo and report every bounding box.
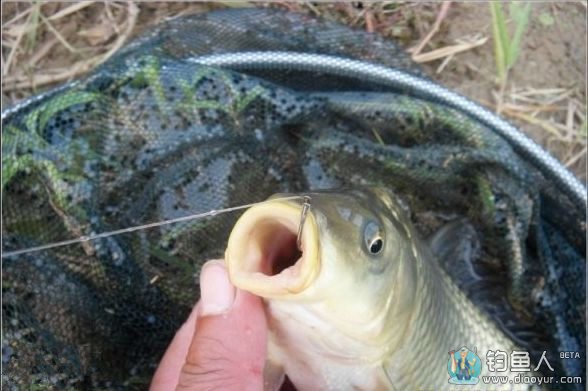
[2,1,586,181]
[423,2,587,183]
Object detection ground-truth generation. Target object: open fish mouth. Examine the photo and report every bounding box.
[226,199,320,298]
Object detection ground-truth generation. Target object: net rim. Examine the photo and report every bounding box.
[2,51,585,208]
[190,51,586,209]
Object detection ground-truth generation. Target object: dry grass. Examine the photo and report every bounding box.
[497,87,587,175]
[1,1,215,100]
[1,1,586,180]
[3,2,139,92]
[0,1,470,99]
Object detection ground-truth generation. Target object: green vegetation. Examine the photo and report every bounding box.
[537,11,555,27]
[489,2,532,85]
[2,89,97,196]
[176,67,265,124]
[148,245,194,275]
[141,56,169,114]
[25,91,98,134]
[25,1,41,51]
[476,175,496,218]
[178,78,223,112]
[1,89,102,243]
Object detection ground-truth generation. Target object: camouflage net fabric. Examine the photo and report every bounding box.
[1,8,585,389]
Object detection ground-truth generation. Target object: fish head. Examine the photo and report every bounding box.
[225,188,420,344]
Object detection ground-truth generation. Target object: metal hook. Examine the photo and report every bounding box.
[296,196,311,250]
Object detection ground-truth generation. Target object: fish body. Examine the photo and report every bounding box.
[226,188,532,390]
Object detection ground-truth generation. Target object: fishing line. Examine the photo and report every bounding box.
[1,196,305,258]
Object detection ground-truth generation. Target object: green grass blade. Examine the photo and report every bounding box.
[490,2,510,81]
[508,2,532,69]
[2,154,35,190]
[234,86,263,114]
[26,1,41,51]
[25,91,98,134]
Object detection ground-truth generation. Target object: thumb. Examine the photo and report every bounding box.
[177,260,268,391]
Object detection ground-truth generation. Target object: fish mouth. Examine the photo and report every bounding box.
[225,199,319,298]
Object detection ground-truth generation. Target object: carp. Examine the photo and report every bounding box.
[225,188,533,390]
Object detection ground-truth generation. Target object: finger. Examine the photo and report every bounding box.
[150,259,231,390]
[150,301,200,391]
[177,260,267,391]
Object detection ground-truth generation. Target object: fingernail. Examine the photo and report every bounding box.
[199,260,235,316]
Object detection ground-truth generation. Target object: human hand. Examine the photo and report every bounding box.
[150,260,268,391]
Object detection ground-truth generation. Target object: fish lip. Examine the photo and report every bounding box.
[225,199,319,298]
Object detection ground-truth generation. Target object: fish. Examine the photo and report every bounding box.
[225,188,534,390]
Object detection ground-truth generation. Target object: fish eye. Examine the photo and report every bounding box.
[368,237,383,254]
[363,221,384,255]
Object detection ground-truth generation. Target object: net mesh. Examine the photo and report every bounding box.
[1,9,585,389]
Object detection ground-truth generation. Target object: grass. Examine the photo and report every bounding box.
[2,2,139,94]
[489,2,532,86]
[25,1,41,51]
[485,2,585,180]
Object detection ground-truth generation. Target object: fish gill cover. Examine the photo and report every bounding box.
[1,8,585,390]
